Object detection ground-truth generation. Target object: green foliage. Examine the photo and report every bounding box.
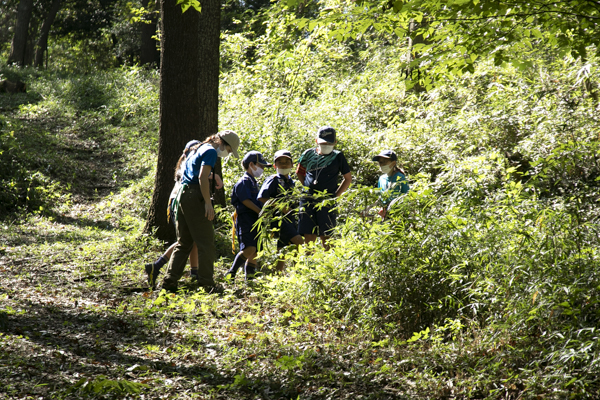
[281,0,600,89]
[217,22,600,395]
[0,64,158,218]
[68,375,149,396]
[2,10,600,397]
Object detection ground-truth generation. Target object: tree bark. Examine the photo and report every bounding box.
[140,0,160,66]
[33,0,61,68]
[145,0,201,241]
[145,0,222,241]
[198,0,223,205]
[8,0,34,66]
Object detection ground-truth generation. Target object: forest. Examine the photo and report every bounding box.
[1,0,599,399]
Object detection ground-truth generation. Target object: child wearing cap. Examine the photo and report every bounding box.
[372,150,409,219]
[258,150,304,272]
[227,151,272,280]
[296,126,352,249]
[160,130,240,293]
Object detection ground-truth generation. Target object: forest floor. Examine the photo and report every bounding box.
[0,207,415,400]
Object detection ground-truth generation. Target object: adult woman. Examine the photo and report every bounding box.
[372,150,409,219]
[160,130,240,293]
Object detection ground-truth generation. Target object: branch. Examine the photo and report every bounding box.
[432,10,600,23]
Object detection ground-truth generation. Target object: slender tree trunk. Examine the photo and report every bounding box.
[198,0,223,205]
[140,0,160,66]
[8,0,34,66]
[34,0,61,68]
[145,1,202,241]
[407,19,427,93]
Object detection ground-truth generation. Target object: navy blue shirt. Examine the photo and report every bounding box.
[181,143,217,185]
[298,149,351,196]
[258,174,295,201]
[231,172,262,215]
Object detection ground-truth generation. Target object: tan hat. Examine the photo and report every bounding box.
[219,130,240,158]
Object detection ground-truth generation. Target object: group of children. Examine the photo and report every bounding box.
[226,125,409,281]
[146,126,410,291]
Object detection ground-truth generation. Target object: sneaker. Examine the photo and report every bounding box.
[144,262,160,290]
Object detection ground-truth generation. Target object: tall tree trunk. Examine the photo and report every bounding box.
[145,0,223,241]
[198,0,223,205]
[139,0,160,66]
[145,1,202,242]
[8,0,34,66]
[34,0,61,68]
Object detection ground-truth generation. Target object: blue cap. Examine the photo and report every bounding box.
[372,150,398,162]
[273,150,293,163]
[184,140,200,150]
[242,151,272,169]
[317,126,336,143]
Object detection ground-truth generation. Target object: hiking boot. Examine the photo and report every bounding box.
[145,263,161,290]
[200,284,224,295]
[160,282,178,294]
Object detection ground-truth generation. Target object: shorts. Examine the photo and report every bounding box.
[273,217,300,248]
[236,212,260,251]
[298,200,337,237]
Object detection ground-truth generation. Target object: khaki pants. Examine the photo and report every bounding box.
[162,184,215,288]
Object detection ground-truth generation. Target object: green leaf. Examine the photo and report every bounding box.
[565,377,577,387]
[176,0,201,13]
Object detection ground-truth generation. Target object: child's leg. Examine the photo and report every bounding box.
[190,242,199,278]
[275,247,286,272]
[144,242,176,285]
[227,251,247,278]
[290,235,304,245]
[303,233,317,244]
[316,204,336,251]
[319,235,331,251]
[242,246,257,280]
[163,242,177,260]
[298,201,318,245]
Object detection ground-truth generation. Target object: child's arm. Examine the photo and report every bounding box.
[296,163,307,186]
[214,173,223,190]
[335,172,352,197]
[242,199,261,214]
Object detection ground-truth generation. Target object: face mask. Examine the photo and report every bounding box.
[251,165,264,178]
[217,146,229,158]
[380,164,392,174]
[277,168,292,176]
[318,144,334,155]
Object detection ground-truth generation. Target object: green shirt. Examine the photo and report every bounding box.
[377,172,409,205]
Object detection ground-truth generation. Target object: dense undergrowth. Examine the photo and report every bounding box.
[1,29,600,400]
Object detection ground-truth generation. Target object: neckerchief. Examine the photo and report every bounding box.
[172,183,187,222]
[298,148,340,172]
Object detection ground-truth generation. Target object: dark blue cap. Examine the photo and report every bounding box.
[317,126,336,143]
[184,140,200,150]
[242,151,272,169]
[372,150,398,162]
[273,150,293,163]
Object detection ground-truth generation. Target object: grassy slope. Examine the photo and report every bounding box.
[1,54,599,400]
